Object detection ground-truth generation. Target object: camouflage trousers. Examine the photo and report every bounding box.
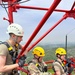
[40,72,52,75]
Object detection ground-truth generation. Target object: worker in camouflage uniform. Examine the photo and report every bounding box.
[0,23,26,75]
[52,48,68,75]
[28,46,52,75]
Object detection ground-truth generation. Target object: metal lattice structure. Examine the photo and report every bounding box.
[0,0,75,74]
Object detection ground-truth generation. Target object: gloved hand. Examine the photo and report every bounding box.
[66,58,73,67]
[18,55,27,67]
[43,66,48,72]
[68,67,74,74]
[67,58,72,64]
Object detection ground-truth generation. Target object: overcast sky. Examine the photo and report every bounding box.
[0,0,75,46]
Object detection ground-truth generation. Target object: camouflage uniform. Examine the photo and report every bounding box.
[28,58,52,75]
[52,59,68,75]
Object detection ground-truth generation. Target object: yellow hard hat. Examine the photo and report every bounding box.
[55,48,66,55]
[33,46,45,56]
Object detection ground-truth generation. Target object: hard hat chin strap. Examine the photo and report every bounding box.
[34,55,41,62]
[11,36,18,45]
[15,36,18,43]
[38,57,42,63]
[57,54,63,61]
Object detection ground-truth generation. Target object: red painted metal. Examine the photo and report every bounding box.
[70,57,75,68]
[25,11,75,52]
[2,1,75,24]
[16,5,74,13]
[71,1,75,10]
[7,0,18,24]
[16,1,75,54]
[17,57,75,74]
[8,0,13,24]
[26,14,68,52]
[2,0,16,2]
[18,67,29,74]
[1,0,75,74]
[16,5,49,10]
[18,0,61,57]
[2,0,8,2]
[2,0,18,24]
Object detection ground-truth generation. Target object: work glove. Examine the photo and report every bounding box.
[68,67,74,74]
[43,66,48,72]
[66,58,74,74]
[18,55,27,67]
[66,58,73,67]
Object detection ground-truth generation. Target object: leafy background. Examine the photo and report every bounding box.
[20,43,75,75]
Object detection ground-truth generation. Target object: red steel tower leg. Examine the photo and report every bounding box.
[8,0,13,24]
[18,0,61,58]
[27,14,68,52]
